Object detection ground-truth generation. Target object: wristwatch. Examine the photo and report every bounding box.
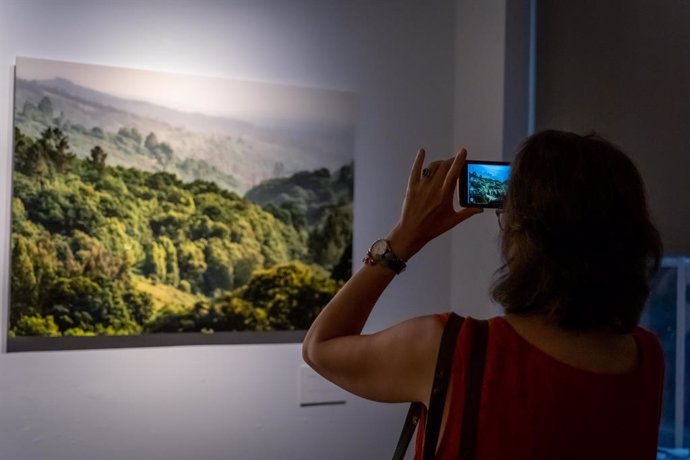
[363,239,407,274]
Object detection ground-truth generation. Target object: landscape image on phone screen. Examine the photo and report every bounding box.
[468,163,510,205]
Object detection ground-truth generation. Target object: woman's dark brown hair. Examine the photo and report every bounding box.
[491,130,662,333]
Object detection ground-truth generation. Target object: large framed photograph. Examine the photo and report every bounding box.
[7,57,356,351]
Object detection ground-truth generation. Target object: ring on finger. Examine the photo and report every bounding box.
[422,168,432,178]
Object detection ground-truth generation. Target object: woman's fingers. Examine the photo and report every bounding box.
[443,149,467,194]
[408,148,426,187]
[399,147,483,245]
[426,150,466,192]
[423,160,445,182]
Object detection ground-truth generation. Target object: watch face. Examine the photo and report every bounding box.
[370,239,389,257]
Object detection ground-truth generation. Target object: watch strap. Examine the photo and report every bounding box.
[382,255,407,274]
[363,239,407,274]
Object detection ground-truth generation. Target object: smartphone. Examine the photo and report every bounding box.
[459,160,511,208]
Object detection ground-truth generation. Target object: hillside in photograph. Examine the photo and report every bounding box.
[14,77,354,195]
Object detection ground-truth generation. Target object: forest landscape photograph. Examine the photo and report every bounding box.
[8,57,356,349]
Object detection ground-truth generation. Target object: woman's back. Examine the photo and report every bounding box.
[418,316,665,460]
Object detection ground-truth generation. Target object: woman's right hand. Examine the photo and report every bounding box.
[388,148,483,260]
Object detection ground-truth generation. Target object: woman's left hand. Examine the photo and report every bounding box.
[389,148,483,260]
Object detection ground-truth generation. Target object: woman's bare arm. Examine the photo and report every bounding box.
[302,148,482,405]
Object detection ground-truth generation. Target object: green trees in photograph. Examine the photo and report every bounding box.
[149,261,336,333]
[9,127,352,338]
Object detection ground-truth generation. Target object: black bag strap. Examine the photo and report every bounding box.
[392,313,464,460]
[391,401,423,460]
[458,319,489,460]
[422,313,464,459]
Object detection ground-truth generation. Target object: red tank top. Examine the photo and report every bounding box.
[414,315,664,460]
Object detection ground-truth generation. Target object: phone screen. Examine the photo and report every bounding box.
[460,161,511,208]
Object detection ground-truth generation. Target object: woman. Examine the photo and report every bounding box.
[302,130,664,459]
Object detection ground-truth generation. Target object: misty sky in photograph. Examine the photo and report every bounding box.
[16,57,357,125]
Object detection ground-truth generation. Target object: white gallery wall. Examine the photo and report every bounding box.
[450,0,531,319]
[0,1,514,459]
